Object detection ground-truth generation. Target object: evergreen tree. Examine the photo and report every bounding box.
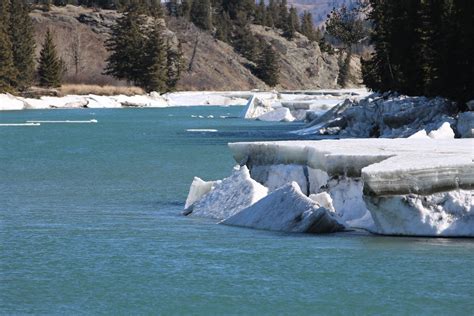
[276,0,288,30]
[301,11,316,41]
[254,0,266,26]
[256,42,280,87]
[105,2,147,85]
[284,6,299,40]
[233,17,259,63]
[0,0,16,93]
[166,41,184,91]
[9,0,36,90]
[141,21,167,92]
[190,0,212,30]
[37,29,62,88]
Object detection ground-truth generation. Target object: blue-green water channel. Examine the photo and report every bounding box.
[1,107,473,315]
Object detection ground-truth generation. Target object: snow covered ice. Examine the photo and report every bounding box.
[184,166,268,220]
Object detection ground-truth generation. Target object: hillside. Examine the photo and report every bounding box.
[288,0,357,26]
[30,5,361,91]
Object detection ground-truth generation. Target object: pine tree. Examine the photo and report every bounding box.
[256,42,280,87]
[301,11,316,41]
[141,21,167,92]
[254,0,266,26]
[9,0,35,90]
[190,0,212,30]
[0,0,16,92]
[276,0,289,30]
[166,41,184,91]
[105,2,147,85]
[284,6,299,40]
[233,17,259,63]
[37,29,62,88]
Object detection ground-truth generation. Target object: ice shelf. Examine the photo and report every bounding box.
[229,139,474,195]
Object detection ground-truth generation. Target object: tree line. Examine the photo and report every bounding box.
[361,0,474,106]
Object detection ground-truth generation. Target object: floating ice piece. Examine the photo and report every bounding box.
[186,129,218,133]
[257,107,295,122]
[0,123,40,126]
[221,182,345,234]
[186,166,268,220]
[241,95,276,119]
[26,119,98,124]
[184,177,220,210]
[365,190,474,237]
[428,122,455,139]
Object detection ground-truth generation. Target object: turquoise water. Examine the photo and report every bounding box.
[1,107,473,315]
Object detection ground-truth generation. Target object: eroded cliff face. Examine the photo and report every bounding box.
[30,5,361,91]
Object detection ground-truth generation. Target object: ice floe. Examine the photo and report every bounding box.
[184,166,268,220]
[221,182,345,234]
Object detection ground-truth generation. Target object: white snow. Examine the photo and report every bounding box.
[0,94,25,110]
[184,177,220,210]
[257,107,295,122]
[186,166,268,220]
[428,122,455,139]
[366,190,473,237]
[408,130,430,139]
[221,182,345,234]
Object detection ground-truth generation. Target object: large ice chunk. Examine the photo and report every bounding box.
[327,178,374,230]
[184,177,220,210]
[365,190,474,237]
[457,112,474,138]
[257,107,295,122]
[221,182,345,234]
[250,164,308,194]
[186,166,268,220]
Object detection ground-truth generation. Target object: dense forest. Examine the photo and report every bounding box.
[361,0,474,106]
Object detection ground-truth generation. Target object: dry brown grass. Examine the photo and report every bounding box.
[60,84,145,96]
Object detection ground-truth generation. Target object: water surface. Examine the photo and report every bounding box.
[1,107,473,314]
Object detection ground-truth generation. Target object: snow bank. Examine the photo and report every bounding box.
[185,166,268,220]
[366,190,473,237]
[0,94,25,110]
[221,182,345,234]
